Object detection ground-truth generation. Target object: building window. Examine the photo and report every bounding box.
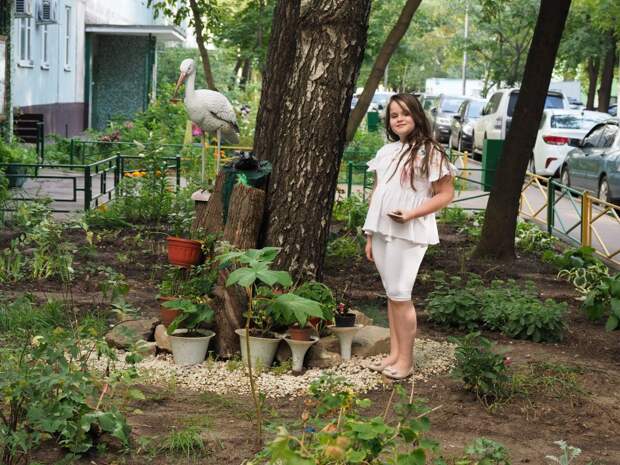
[41,25,49,69]
[19,18,33,66]
[64,6,71,70]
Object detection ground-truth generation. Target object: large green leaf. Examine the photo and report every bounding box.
[226,267,257,287]
[605,314,619,331]
[272,293,323,327]
[257,269,293,287]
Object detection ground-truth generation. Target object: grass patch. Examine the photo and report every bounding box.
[514,361,585,404]
[160,426,209,459]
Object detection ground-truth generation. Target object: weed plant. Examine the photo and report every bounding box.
[426,274,567,342]
[326,235,362,260]
[582,272,620,331]
[331,195,368,232]
[515,220,557,255]
[160,426,208,459]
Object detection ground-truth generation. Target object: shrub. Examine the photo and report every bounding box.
[326,235,361,260]
[427,275,567,342]
[515,220,557,255]
[331,195,368,231]
[543,246,609,297]
[582,272,620,331]
[437,206,469,228]
[450,332,513,406]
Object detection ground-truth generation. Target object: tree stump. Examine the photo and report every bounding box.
[223,184,266,249]
[212,269,247,358]
[192,171,226,235]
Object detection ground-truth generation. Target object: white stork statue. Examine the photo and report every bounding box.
[173,58,240,182]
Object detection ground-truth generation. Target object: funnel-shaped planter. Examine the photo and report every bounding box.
[166,236,203,267]
[169,329,215,366]
[235,329,281,370]
[284,335,318,372]
[329,324,363,360]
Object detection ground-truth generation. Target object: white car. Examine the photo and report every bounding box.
[473,88,570,154]
[532,109,610,176]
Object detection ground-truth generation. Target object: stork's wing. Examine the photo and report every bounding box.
[209,110,240,133]
[201,90,239,132]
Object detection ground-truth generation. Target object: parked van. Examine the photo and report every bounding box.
[472,88,569,154]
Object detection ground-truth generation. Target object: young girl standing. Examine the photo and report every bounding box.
[362,93,456,380]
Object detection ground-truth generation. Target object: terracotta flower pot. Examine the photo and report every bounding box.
[158,296,181,327]
[166,236,203,267]
[288,326,313,341]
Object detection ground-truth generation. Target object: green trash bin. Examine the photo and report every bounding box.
[482,139,504,192]
[367,111,380,132]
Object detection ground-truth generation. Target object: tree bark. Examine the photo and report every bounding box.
[189,0,217,91]
[254,0,371,280]
[586,56,600,110]
[597,33,616,113]
[474,0,572,260]
[240,59,252,90]
[212,269,246,358]
[192,171,226,236]
[345,0,422,142]
[223,184,265,249]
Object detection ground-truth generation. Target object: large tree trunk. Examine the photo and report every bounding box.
[597,33,616,113]
[254,0,371,280]
[240,59,252,90]
[345,0,422,142]
[189,0,217,91]
[474,0,572,260]
[586,56,600,110]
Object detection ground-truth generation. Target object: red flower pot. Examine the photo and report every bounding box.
[166,236,203,267]
[158,296,181,327]
[288,326,313,341]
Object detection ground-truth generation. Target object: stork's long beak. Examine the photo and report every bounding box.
[173,72,187,99]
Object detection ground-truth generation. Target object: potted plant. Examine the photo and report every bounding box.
[157,264,218,326]
[163,298,215,365]
[294,281,336,336]
[166,211,203,267]
[334,302,356,327]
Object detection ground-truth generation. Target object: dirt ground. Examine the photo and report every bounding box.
[3,223,620,464]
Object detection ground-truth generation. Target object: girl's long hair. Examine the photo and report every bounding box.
[384,93,449,190]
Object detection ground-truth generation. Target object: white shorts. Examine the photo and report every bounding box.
[371,234,427,301]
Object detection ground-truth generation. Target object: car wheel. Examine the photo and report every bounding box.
[560,166,570,187]
[598,177,610,203]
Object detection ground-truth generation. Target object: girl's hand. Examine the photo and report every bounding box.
[365,236,373,262]
[387,209,417,223]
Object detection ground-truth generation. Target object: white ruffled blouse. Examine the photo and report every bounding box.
[362,141,458,244]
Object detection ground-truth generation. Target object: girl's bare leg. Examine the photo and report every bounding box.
[386,299,417,375]
[376,299,400,368]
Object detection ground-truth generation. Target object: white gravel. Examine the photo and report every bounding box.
[89,337,456,399]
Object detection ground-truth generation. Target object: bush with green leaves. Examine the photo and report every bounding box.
[450,332,513,406]
[293,281,337,324]
[331,195,369,231]
[582,272,620,331]
[252,375,442,465]
[326,235,361,260]
[515,220,557,254]
[0,325,137,464]
[438,206,469,228]
[426,275,567,342]
[543,246,609,296]
[542,246,601,270]
[458,437,511,465]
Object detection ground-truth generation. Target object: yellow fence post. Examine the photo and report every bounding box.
[581,191,592,247]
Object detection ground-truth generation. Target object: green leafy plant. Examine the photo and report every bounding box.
[0,242,26,284]
[542,246,601,270]
[515,220,557,254]
[557,262,609,297]
[326,235,361,260]
[501,299,567,342]
[582,272,620,331]
[160,426,208,459]
[217,247,324,443]
[545,440,582,465]
[438,206,469,228]
[331,195,369,231]
[252,375,441,465]
[450,332,513,406]
[426,275,484,330]
[164,299,215,335]
[0,326,136,464]
[457,437,511,465]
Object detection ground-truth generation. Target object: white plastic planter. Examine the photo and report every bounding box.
[235,328,281,369]
[169,329,215,366]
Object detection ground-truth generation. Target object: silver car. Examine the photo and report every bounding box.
[562,118,620,204]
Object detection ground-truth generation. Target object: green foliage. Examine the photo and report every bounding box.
[0,296,68,344]
[0,326,135,463]
[331,195,369,231]
[252,374,441,465]
[160,426,208,459]
[582,273,620,331]
[515,221,557,255]
[0,140,37,164]
[326,235,361,260]
[0,241,26,283]
[438,206,469,228]
[426,274,567,342]
[164,299,215,335]
[458,437,511,465]
[545,440,583,465]
[158,264,218,299]
[543,246,609,296]
[450,332,513,406]
[542,246,601,270]
[293,281,337,323]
